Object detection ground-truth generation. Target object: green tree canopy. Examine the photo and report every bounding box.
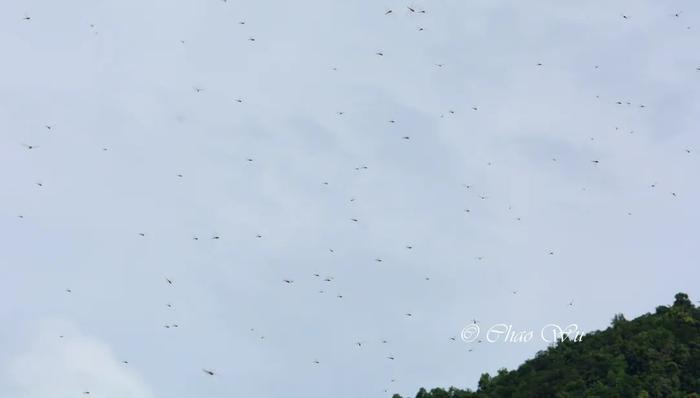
[394,293,700,398]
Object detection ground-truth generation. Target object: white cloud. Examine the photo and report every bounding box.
[2,320,154,398]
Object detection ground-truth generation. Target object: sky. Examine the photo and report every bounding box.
[1,0,699,397]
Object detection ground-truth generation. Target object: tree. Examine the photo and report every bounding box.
[393,293,699,398]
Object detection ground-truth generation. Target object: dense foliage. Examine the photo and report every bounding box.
[394,293,700,398]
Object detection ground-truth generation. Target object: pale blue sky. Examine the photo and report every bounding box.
[1,1,699,397]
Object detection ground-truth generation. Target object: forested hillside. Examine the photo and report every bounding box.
[395,293,700,398]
